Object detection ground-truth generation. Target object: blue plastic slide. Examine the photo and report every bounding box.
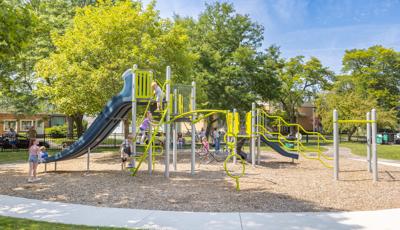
[45,69,134,162]
[259,135,299,160]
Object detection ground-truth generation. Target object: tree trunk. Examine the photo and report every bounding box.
[289,116,297,136]
[347,126,357,142]
[66,116,74,139]
[123,116,130,139]
[206,115,219,139]
[73,113,84,137]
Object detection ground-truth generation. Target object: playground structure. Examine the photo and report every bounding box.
[42,65,381,190]
[127,65,336,189]
[333,109,378,181]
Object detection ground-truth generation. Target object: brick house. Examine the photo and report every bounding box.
[0,111,67,136]
[262,101,321,132]
[297,102,322,132]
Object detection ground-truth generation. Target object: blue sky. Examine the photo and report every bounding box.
[142,0,400,73]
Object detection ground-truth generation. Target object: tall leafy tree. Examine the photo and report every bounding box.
[0,0,36,111]
[316,91,397,140]
[0,0,35,61]
[35,0,196,136]
[0,0,92,114]
[183,2,276,111]
[342,45,400,116]
[273,53,334,133]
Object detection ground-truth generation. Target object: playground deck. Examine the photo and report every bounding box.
[0,148,399,212]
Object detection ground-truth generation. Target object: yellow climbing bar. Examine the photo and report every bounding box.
[233,112,239,135]
[178,94,183,114]
[338,120,374,124]
[169,109,228,124]
[258,111,332,143]
[246,112,251,136]
[191,111,219,124]
[131,108,169,176]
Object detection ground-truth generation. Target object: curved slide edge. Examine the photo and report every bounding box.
[44,69,134,163]
[260,135,299,160]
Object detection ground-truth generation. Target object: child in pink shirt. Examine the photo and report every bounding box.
[28,139,41,183]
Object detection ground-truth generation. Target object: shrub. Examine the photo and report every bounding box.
[45,125,67,138]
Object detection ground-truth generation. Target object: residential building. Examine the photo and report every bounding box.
[0,111,67,136]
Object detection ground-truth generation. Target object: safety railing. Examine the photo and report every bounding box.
[135,70,153,99]
[257,110,333,168]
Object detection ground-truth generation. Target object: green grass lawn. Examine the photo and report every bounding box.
[341,142,400,160]
[0,148,120,164]
[0,215,129,230]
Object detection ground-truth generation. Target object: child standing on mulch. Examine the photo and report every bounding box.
[120,139,132,169]
[28,139,41,183]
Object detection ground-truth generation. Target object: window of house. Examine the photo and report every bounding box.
[3,120,17,131]
[20,120,34,131]
[50,116,65,126]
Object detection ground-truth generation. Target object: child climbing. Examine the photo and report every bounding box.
[138,111,153,144]
[151,81,163,111]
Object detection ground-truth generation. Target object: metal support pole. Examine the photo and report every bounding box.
[257,136,261,164]
[233,109,237,164]
[173,89,178,171]
[131,65,137,167]
[366,112,372,173]
[54,161,57,171]
[148,127,152,175]
[44,163,47,173]
[191,81,196,175]
[251,103,256,167]
[165,66,171,178]
[371,109,378,182]
[87,147,90,172]
[333,109,339,180]
[256,109,261,164]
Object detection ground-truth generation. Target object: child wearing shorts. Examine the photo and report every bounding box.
[28,139,41,183]
[151,81,163,111]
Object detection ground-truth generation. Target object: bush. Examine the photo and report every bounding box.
[45,125,67,138]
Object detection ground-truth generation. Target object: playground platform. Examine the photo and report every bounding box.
[0,195,399,230]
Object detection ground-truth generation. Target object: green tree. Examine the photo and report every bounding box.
[342,45,400,113]
[0,0,92,114]
[35,0,195,136]
[176,2,279,136]
[274,54,334,134]
[182,2,275,111]
[0,0,36,111]
[0,0,35,61]
[316,91,397,140]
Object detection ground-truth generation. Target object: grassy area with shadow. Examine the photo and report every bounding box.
[0,215,130,230]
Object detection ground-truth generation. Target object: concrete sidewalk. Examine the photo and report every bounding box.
[0,195,399,229]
